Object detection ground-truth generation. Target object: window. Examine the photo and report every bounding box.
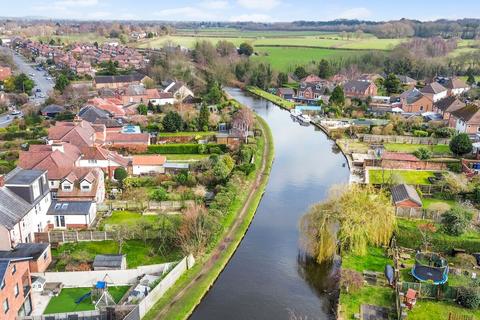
[62,184,71,191]
[43,251,48,260]
[420,106,424,111]
[14,284,19,298]
[55,216,65,228]
[32,180,40,200]
[1,280,5,290]
[88,159,97,164]
[3,299,8,314]
[50,181,54,186]
[81,185,91,191]
[11,264,16,275]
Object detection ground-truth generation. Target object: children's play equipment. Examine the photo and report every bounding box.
[411,252,449,285]
[75,275,116,310]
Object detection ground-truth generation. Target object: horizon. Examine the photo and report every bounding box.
[2,0,480,22]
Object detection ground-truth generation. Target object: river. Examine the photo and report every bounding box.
[190,88,350,320]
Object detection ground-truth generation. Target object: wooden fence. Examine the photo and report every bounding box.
[98,200,194,212]
[359,134,450,145]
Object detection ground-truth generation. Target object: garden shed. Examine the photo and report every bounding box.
[93,254,127,271]
[391,184,422,218]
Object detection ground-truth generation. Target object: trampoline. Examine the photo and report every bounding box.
[411,252,449,285]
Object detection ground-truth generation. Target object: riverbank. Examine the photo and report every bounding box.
[144,114,274,320]
[245,85,295,110]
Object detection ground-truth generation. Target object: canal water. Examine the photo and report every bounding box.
[190,88,350,320]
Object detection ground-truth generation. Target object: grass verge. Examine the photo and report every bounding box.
[143,114,274,320]
[368,169,437,185]
[245,85,295,109]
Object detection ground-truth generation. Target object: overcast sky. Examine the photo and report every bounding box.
[2,0,480,22]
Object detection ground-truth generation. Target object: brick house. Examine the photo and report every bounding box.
[400,88,433,113]
[433,96,465,121]
[0,243,51,273]
[449,104,480,134]
[277,88,295,100]
[343,80,377,99]
[391,184,422,216]
[0,258,33,319]
[297,82,333,100]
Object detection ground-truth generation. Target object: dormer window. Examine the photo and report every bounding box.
[62,184,72,192]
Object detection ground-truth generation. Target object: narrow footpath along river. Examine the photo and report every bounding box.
[190,88,350,320]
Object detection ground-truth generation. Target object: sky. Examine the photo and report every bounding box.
[2,0,480,22]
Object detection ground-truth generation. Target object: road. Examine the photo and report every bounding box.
[0,46,55,127]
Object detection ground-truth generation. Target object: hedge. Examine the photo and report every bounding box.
[147,143,227,155]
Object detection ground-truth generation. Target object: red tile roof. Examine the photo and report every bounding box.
[132,155,166,166]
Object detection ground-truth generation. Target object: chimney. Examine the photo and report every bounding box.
[0,175,4,188]
[51,143,65,153]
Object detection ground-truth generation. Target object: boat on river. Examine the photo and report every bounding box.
[298,114,312,124]
[290,109,302,117]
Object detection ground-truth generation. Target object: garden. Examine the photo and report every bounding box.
[368,169,438,185]
[44,286,130,314]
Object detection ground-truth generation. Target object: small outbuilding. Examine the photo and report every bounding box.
[132,155,166,175]
[93,254,127,271]
[41,104,65,118]
[391,184,422,217]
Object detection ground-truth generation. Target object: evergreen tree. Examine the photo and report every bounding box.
[330,86,345,106]
[318,59,332,79]
[54,74,70,93]
[162,111,183,132]
[198,105,210,131]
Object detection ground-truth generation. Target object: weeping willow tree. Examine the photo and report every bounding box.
[300,184,396,264]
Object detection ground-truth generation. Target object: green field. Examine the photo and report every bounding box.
[253,47,356,71]
[384,143,451,155]
[44,286,130,314]
[368,169,437,185]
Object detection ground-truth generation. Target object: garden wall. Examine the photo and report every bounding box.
[32,262,175,287]
[359,134,450,145]
[138,254,196,318]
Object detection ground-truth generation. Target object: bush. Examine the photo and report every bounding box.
[447,162,462,173]
[457,287,480,309]
[150,187,168,201]
[450,133,473,156]
[413,147,432,160]
[441,207,473,236]
[413,130,429,137]
[113,168,128,183]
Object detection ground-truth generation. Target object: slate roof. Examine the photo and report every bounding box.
[93,254,125,268]
[421,82,447,94]
[41,104,65,114]
[344,80,373,93]
[277,88,295,95]
[5,169,44,185]
[47,201,93,216]
[434,96,465,113]
[400,88,429,104]
[0,169,48,230]
[397,75,417,84]
[79,105,111,122]
[0,243,49,260]
[391,184,422,207]
[94,73,146,84]
[450,104,480,123]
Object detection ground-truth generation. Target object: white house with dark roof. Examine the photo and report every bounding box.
[421,82,448,102]
[0,169,51,250]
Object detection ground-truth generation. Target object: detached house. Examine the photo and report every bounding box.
[0,169,51,250]
[297,82,333,100]
[163,81,194,102]
[400,88,433,113]
[421,82,448,102]
[343,80,377,99]
[449,104,480,134]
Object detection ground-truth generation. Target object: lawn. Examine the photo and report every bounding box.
[52,239,182,270]
[368,169,437,185]
[396,218,480,254]
[339,285,395,320]
[342,247,391,273]
[422,198,456,210]
[407,300,480,319]
[44,286,130,314]
[99,210,162,230]
[337,139,369,153]
[384,143,451,155]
